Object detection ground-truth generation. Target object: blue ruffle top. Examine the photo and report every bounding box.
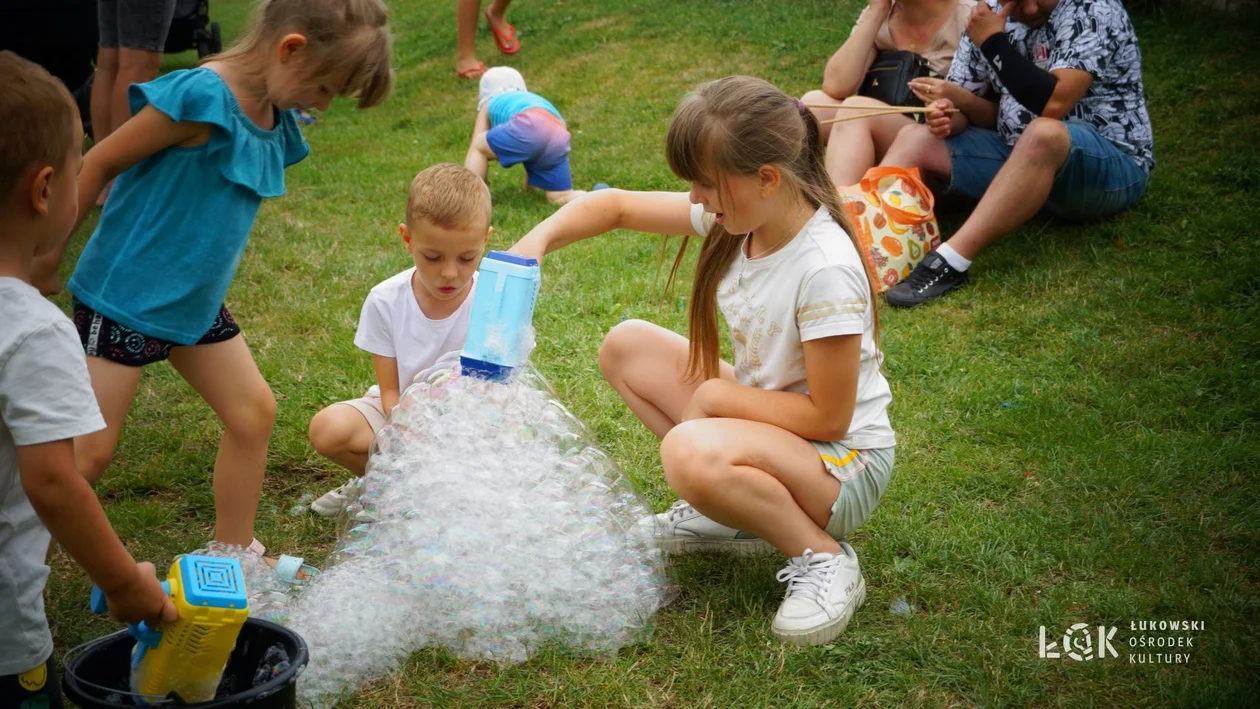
[69,68,309,345]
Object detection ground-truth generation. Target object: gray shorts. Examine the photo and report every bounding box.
[811,443,895,539]
[98,0,177,52]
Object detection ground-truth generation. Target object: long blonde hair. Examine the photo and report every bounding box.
[211,0,393,109]
[664,75,877,381]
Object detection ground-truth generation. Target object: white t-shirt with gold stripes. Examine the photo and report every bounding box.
[690,204,895,450]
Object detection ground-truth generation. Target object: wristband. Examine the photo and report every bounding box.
[980,33,1058,115]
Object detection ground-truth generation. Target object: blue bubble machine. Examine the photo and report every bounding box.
[460,251,541,381]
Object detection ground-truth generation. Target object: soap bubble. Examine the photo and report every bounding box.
[889,597,914,617]
[204,351,670,706]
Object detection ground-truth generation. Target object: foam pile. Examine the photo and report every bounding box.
[202,352,669,705]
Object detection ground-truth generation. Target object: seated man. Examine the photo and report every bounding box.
[879,0,1153,307]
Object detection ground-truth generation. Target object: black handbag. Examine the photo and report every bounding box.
[858,50,933,108]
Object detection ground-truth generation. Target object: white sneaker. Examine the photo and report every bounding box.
[310,478,362,517]
[771,543,866,646]
[638,500,775,556]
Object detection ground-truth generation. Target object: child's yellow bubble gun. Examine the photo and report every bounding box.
[90,554,249,705]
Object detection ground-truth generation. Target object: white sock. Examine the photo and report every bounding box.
[936,243,972,272]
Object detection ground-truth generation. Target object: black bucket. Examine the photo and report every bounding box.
[63,618,308,708]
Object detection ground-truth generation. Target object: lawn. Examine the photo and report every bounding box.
[45,0,1260,706]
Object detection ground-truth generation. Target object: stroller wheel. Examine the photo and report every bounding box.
[210,22,222,54]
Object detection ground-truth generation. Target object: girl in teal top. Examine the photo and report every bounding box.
[49,0,394,582]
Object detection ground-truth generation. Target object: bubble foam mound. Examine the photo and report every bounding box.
[252,352,668,705]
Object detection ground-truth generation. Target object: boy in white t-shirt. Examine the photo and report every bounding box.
[0,52,175,705]
[308,163,492,515]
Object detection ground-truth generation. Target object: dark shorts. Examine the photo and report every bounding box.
[73,298,240,367]
[944,122,1149,221]
[98,0,177,52]
[486,108,574,191]
[0,654,63,709]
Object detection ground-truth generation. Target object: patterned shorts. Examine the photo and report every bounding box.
[73,298,240,367]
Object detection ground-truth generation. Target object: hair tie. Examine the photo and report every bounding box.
[795,98,807,116]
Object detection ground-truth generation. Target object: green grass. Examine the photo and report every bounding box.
[45,0,1260,706]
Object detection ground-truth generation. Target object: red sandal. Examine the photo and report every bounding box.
[484,8,519,54]
[457,61,486,80]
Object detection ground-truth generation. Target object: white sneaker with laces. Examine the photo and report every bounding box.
[771,543,866,645]
[310,478,362,517]
[638,500,775,556]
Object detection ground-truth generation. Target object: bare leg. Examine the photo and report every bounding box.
[597,319,735,439]
[800,90,842,143]
[113,49,162,134]
[75,357,145,483]
[944,118,1071,260]
[484,0,513,31]
[824,96,916,186]
[308,405,375,476]
[91,48,119,145]
[456,0,485,77]
[600,319,841,556]
[660,419,841,557]
[880,121,954,181]
[168,337,275,547]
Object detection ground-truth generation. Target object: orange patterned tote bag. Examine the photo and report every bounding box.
[840,167,941,293]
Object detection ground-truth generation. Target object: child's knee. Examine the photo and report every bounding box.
[660,422,726,503]
[308,408,352,456]
[77,436,117,484]
[225,387,277,441]
[598,319,652,380]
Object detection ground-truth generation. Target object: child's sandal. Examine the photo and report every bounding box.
[273,554,319,586]
[250,538,319,587]
[457,61,487,80]
[484,8,520,54]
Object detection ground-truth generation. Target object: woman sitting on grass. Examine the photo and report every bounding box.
[802,0,974,188]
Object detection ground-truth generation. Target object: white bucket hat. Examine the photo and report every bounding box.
[478,66,528,111]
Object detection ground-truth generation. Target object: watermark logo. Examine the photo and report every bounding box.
[1038,620,1201,664]
[1039,623,1118,661]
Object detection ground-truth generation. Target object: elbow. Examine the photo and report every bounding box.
[819,426,849,443]
[820,77,854,100]
[605,188,632,225]
[815,416,853,443]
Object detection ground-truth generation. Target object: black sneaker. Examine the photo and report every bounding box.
[884,250,969,308]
